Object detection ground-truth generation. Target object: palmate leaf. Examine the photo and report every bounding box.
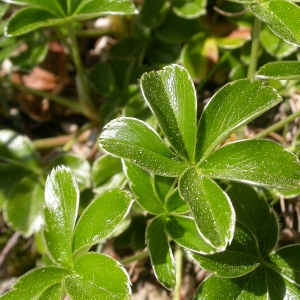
[199,139,300,189]
[43,166,79,268]
[140,64,197,161]
[196,79,282,162]
[179,167,235,250]
[0,267,70,299]
[3,0,137,36]
[250,0,300,47]
[146,215,176,290]
[64,253,131,300]
[99,117,188,176]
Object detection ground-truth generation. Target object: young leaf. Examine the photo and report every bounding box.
[256,61,300,80]
[4,174,44,236]
[196,79,282,162]
[0,267,70,300]
[250,0,300,47]
[192,223,260,278]
[73,188,133,253]
[199,139,300,189]
[123,161,165,215]
[43,166,79,268]
[227,182,279,257]
[146,215,176,290]
[179,167,235,250]
[64,253,131,300]
[165,215,217,254]
[99,117,188,176]
[171,0,207,19]
[140,64,197,161]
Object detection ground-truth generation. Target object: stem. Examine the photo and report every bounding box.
[66,23,99,123]
[173,244,183,300]
[0,78,81,112]
[253,109,300,139]
[196,50,232,92]
[247,17,262,79]
[120,250,149,266]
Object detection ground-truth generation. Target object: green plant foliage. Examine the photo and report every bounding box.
[1,166,133,299]
[256,61,300,80]
[192,183,300,299]
[171,0,207,19]
[2,0,137,36]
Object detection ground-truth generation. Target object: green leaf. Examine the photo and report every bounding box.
[199,139,300,189]
[99,117,188,176]
[165,188,189,214]
[250,0,300,47]
[5,7,64,36]
[140,64,197,161]
[146,215,176,290]
[165,215,217,254]
[64,253,131,300]
[227,182,279,257]
[4,174,44,236]
[123,161,165,215]
[47,154,91,191]
[0,267,70,300]
[196,79,282,161]
[260,25,297,59]
[269,245,300,288]
[37,283,64,300]
[73,188,133,253]
[43,166,79,268]
[192,223,260,278]
[140,0,169,28]
[256,62,300,80]
[179,167,235,250]
[193,266,268,299]
[171,0,207,19]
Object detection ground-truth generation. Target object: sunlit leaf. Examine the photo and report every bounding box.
[43,166,79,268]
[179,167,235,250]
[146,215,176,290]
[99,117,188,176]
[140,64,197,161]
[64,253,131,300]
[0,267,70,300]
[73,188,133,253]
[196,79,282,162]
[171,0,207,19]
[256,61,300,80]
[199,140,300,189]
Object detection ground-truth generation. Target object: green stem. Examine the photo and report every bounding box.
[120,250,149,266]
[254,109,300,139]
[0,78,81,112]
[196,50,231,92]
[247,17,262,79]
[66,23,99,123]
[173,244,183,300]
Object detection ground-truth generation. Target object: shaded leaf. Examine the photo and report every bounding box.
[199,140,300,189]
[4,174,44,236]
[0,267,70,300]
[165,188,189,214]
[146,215,176,290]
[99,117,188,176]
[179,167,235,250]
[123,161,165,215]
[73,188,133,253]
[140,0,169,28]
[140,65,197,161]
[196,79,282,162]
[165,215,217,254]
[43,166,79,268]
[171,0,207,19]
[256,62,300,80]
[64,253,131,300]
